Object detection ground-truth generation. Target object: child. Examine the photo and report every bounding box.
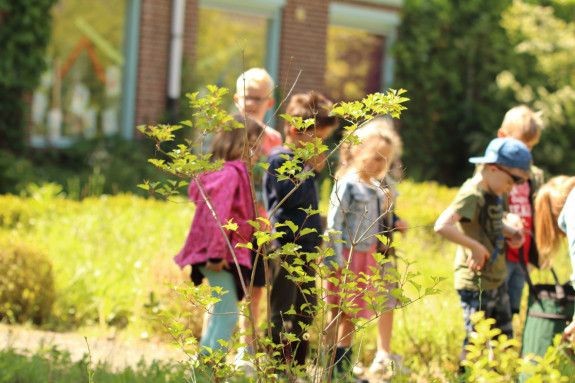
[233,68,282,369]
[323,118,400,380]
[263,91,337,368]
[533,176,575,338]
[234,68,282,155]
[497,105,545,316]
[174,117,263,357]
[434,137,531,368]
[367,120,410,377]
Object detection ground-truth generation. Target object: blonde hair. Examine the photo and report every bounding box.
[534,175,575,268]
[236,68,274,96]
[337,118,401,179]
[210,114,264,162]
[500,105,544,142]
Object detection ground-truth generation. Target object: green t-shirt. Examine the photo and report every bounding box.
[452,179,506,291]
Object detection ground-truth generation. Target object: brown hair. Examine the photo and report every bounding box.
[283,91,337,135]
[210,114,264,162]
[336,118,400,179]
[500,105,544,142]
[534,175,575,268]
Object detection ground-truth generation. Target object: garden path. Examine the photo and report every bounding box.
[0,325,387,382]
[0,324,182,371]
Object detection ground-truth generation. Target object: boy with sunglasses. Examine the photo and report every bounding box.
[434,137,531,372]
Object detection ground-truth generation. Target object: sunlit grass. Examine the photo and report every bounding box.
[2,179,572,380]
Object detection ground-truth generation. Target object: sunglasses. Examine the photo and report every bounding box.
[491,163,527,185]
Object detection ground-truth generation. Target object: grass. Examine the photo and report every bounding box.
[0,345,188,383]
[0,179,573,381]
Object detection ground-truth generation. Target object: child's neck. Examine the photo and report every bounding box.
[472,172,497,195]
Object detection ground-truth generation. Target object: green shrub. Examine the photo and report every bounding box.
[0,236,54,324]
[0,150,36,194]
[0,195,33,229]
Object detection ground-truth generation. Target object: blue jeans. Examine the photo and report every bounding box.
[199,267,239,354]
[505,260,526,315]
[458,283,513,348]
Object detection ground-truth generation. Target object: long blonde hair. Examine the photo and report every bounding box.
[535,175,575,268]
[337,118,401,180]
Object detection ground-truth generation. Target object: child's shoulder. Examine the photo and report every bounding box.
[453,178,489,206]
[268,145,290,159]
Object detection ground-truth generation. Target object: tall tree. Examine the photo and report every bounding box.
[393,0,519,185]
[497,0,575,176]
[0,0,57,151]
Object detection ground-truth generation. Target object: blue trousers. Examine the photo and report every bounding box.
[199,267,239,354]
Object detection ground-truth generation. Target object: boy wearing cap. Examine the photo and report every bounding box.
[434,137,531,369]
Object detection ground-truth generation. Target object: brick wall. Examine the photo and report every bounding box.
[134,0,400,133]
[135,0,171,128]
[278,0,330,98]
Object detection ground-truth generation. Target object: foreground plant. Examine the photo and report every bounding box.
[138,85,454,382]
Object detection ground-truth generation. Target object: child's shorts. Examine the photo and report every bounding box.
[325,246,399,319]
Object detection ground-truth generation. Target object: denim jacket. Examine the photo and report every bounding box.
[324,170,391,266]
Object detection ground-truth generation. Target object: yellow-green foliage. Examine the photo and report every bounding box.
[0,190,199,333]
[0,195,33,229]
[0,235,54,324]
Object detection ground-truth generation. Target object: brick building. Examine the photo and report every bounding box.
[29,0,402,146]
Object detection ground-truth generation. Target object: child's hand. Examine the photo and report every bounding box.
[206,259,230,272]
[506,228,525,249]
[503,212,523,230]
[394,219,409,234]
[467,242,490,271]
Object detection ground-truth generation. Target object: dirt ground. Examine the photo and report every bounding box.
[0,324,391,382]
[0,324,183,371]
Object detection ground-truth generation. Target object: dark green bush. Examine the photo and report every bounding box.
[0,150,36,194]
[9,135,170,198]
[0,236,54,324]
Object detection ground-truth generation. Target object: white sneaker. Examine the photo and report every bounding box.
[369,352,410,376]
[235,358,256,378]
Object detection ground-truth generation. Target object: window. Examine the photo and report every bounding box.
[192,8,267,112]
[326,3,401,103]
[325,26,385,102]
[30,0,127,147]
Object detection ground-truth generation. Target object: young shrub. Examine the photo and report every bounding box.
[0,195,33,229]
[0,236,54,324]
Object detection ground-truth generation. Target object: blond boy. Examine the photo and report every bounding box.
[498,105,545,315]
[234,68,282,155]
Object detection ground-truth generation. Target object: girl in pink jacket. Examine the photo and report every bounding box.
[174,116,263,356]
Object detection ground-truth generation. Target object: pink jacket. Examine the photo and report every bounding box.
[174,161,255,269]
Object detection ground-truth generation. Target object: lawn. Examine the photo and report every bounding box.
[0,179,572,381]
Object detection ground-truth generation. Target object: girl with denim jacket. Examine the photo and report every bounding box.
[323,119,400,379]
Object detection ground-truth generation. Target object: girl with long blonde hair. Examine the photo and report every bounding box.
[534,175,575,337]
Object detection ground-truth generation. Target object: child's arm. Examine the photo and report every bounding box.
[435,207,490,271]
[324,183,350,268]
[393,214,409,234]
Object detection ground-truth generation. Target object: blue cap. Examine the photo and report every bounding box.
[469,137,532,170]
